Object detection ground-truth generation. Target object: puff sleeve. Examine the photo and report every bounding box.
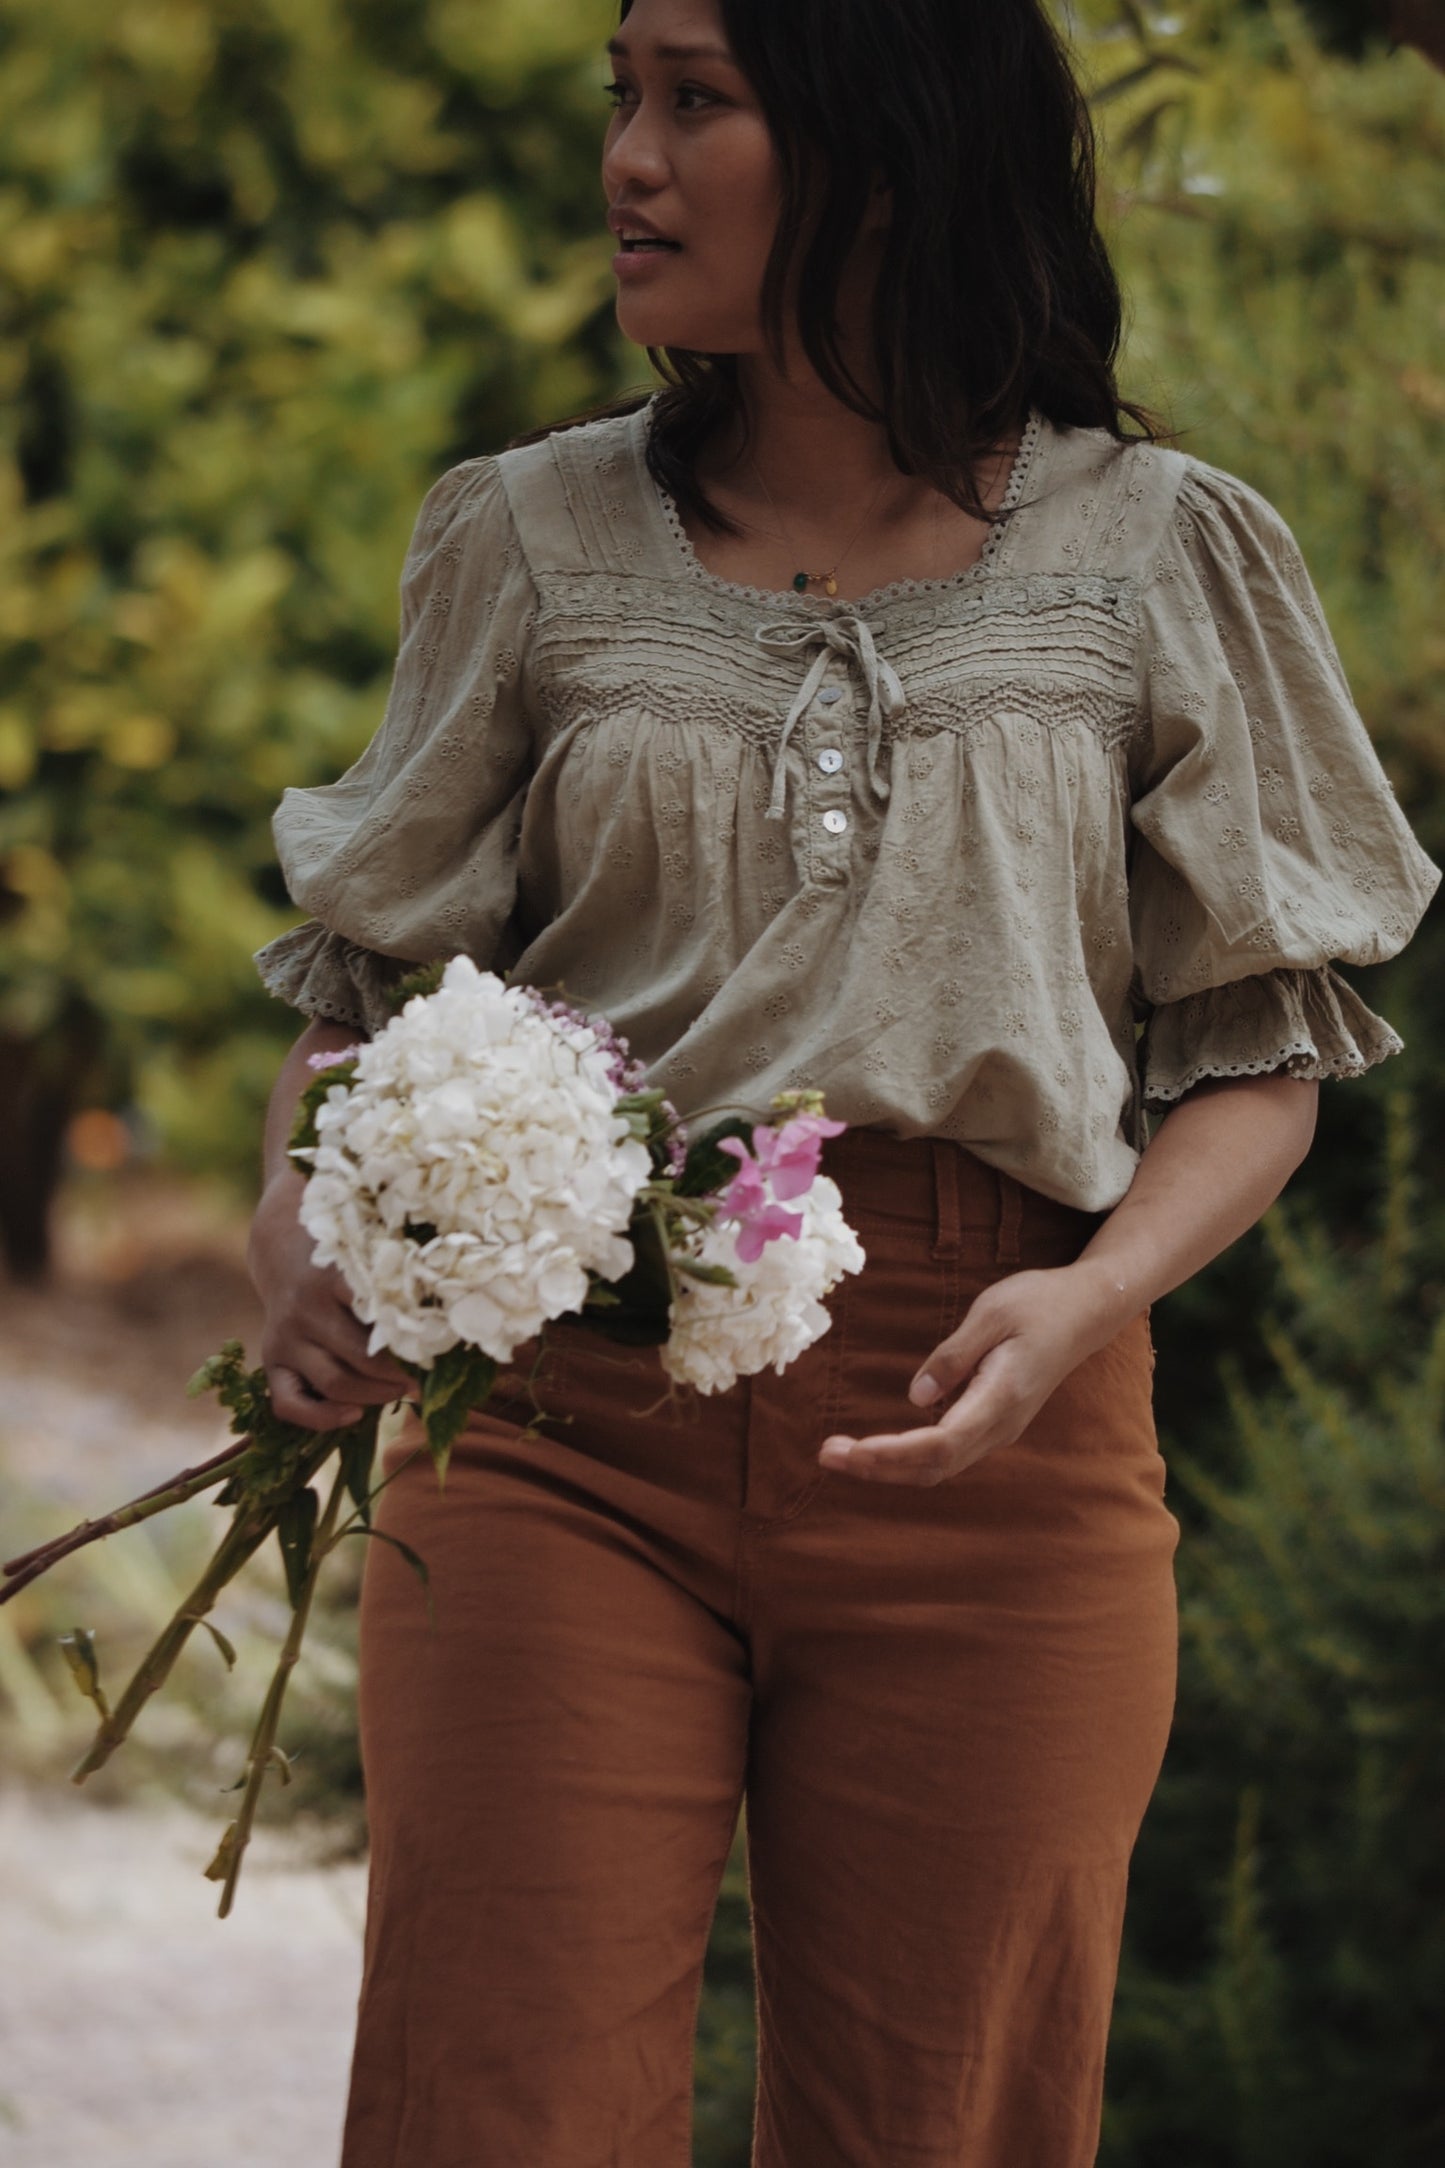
[253,455,538,1037]
[1127,461,1440,1107]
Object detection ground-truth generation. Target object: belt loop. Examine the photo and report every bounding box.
[994,1166,1024,1270]
[930,1139,963,1261]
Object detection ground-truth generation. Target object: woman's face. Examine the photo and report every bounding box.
[601,0,784,354]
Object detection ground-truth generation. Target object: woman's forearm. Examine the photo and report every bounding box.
[1069,1071,1319,1348]
[250,1014,410,1423]
[261,1018,366,1192]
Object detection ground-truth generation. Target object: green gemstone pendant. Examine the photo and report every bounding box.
[792,571,809,592]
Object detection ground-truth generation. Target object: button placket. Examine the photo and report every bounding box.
[810,678,854,860]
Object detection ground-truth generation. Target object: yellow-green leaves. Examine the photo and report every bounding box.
[0,0,628,1234]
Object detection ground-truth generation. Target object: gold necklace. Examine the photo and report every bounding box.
[747,454,896,598]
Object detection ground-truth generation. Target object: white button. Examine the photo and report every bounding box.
[821,809,849,835]
[816,748,844,775]
[817,686,843,704]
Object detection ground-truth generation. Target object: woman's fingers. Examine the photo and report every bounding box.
[260,1301,412,1414]
[291,1336,407,1408]
[908,1276,1041,1407]
[250,1185,413,1403]
[823,1349,1027,1485]
[318,1288,413,1393]
[266,1362,366,1433]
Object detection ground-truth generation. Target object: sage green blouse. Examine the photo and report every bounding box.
[254,395,1440,1214]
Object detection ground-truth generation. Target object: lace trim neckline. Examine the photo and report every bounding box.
[636,399,1048,616]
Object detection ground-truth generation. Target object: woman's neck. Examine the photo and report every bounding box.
[670,372,1028,607]
[697,360,1022,532]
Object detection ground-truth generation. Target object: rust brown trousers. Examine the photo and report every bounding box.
[340,1126,1180,2168]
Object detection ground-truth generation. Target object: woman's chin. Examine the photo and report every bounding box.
[614,300,746,353]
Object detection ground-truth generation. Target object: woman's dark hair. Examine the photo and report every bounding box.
[510,0,1169,533]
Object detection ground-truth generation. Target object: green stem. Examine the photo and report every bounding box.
[651,1195,685,1309]
[213,1461,351,1919]
[68,1503,276,1781]
[329,1436,429,1546]
[2,1441,254,1602]
[660,1096,763,1133]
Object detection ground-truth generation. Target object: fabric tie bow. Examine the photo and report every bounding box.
[753,611,907,822]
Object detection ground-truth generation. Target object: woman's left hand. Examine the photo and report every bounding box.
[817,1258,1130,1487]
[817,1071,1318,1488]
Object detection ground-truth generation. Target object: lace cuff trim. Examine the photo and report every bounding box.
[254,921,412,1040]
[1141,964,1404,1108]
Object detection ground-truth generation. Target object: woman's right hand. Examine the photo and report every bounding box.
[248,1168,414,1430]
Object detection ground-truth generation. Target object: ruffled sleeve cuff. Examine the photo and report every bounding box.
[1140,963,1404,1110]
[254,920,412,1040]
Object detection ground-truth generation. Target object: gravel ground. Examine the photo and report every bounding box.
[0,1179,367,2168]
[0,1781,365,2166]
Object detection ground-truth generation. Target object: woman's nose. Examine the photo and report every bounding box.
[602,109,671,196]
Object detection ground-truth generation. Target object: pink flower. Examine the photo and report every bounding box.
[716,1131,827,1264]
[716,1137,805,1262]
[752,1113,848,1200]
[716,1136,767,1216]
[306,1044,363,1072]
[735,1201,805,1264]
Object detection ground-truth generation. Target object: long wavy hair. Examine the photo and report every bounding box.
[509,0,1168,535]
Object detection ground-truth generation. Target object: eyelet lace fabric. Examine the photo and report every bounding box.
[1139,964,1405,1108]
[252,398,1439,1216]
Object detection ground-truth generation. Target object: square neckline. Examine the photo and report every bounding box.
[630,395,1049,617]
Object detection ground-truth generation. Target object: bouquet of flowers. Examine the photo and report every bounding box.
[0,957,864,1913]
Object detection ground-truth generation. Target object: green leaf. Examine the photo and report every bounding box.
[340,1426,378,1528]
[58,1628,111,1718]
[202,1822,241,1880]
[419,1343,496,1423]
[615,1089,668,1114]
[580,1210,673,1345]
[412,1343,496,1488]
[191,1616,238,1671]
[221,1743,295,1793]
[185,1340,246,1399]
[275,1486,319,1609]
[387,960,448,1006]
[287,1062,358,1162]
[671,1255,740,1287]
[344,1525,437,1632]
[674,1116,754,1199]
[580,1281,622,1308]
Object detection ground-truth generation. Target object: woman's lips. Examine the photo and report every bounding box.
[612,241,683,277]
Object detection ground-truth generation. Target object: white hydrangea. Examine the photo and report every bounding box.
[660,1175,866,1395]
[297,956,654,1366]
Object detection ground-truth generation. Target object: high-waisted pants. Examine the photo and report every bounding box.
[340,1127,1181,2168]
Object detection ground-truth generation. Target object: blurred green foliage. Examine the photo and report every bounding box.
[0,0,628,1267]
[1,0,1442,2160]
[1104,1093,1445,2165]
[1077,0,1445,1432]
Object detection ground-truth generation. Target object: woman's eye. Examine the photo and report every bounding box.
[602,79,716,113]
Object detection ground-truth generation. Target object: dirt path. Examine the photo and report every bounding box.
[0,1178,367,2166]
[0,1781,365,2165]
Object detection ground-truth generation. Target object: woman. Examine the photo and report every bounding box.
[250,2,1440,2161]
